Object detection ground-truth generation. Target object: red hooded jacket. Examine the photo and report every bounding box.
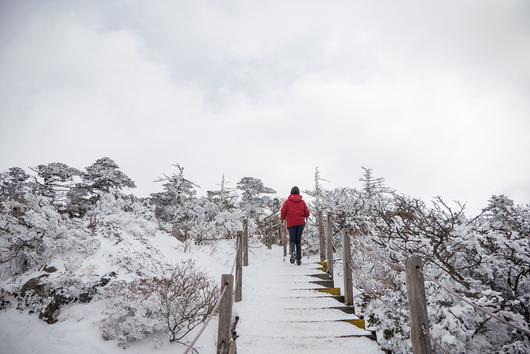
[280,194,310,228]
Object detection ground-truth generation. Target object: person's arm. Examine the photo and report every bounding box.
[280,201,287,221]
[304,202,310,218]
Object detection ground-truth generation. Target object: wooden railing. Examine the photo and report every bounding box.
[183,219,249,354]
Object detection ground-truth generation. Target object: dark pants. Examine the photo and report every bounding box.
[288,225,304,261]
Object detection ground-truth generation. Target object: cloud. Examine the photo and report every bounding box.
[0,0,529,213]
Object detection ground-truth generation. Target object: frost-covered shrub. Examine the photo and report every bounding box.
[100,260,217,346]
[157,260,218,342]
[101,279,165,346]
[0,288,11,310]
[317,168,530,353]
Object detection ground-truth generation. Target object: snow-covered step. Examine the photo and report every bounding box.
[267,308,360,321]
[238,318,372,337]
[237,335,383,354]
[277,295,344,307]
[256,288,337,297]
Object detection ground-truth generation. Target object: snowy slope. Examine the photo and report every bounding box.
[0,191,241,353]
[0,238,239,354]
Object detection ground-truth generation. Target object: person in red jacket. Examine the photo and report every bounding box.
[280,186,310,265]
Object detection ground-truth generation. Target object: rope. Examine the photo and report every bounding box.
[422,323,451,354]
[346,262,402,315]
[418,268,530,337]
[183,233,242,353]
[182,283,229,354]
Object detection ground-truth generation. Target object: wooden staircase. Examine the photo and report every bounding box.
[234,247,382,354]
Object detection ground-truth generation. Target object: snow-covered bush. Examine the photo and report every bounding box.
[150,165,246,246]
[317,168,530,353]
[100,260,218,346]
[100,279,166,346]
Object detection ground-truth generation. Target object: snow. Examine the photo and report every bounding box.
[0,241,385,354]
[0,236,237,354]
[0,305,217,354]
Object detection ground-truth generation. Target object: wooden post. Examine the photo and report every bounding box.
[267,229,272,249]
[228,341,237,354]
[326,215,334,280]
[243,218,249,266]
[405,256,432,354]
[342,228,353,306]
[235,232,242,302]
[217,274,234,354]
[281,223,287,257]
[317,210,326,261]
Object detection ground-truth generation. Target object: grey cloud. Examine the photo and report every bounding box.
[0,0,528,214]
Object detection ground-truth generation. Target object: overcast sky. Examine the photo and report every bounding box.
[1,0,529,213]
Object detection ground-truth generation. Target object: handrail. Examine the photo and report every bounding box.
[182,283,229,354]
[182,232,242,353]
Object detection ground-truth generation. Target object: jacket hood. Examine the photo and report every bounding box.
[288,194,303,203]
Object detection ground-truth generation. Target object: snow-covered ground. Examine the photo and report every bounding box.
[1,240,385,354]
[0,236,239,354]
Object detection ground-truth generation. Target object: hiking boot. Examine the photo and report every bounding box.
[290,257,295,264]
[297,259,301,266]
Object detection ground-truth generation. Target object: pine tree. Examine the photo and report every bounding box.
[206,174,238,211]
[359,166,387,198]
[31,162,82,206]
[84,157,135,192]
[236,177,276,219]
[150,164,199,240]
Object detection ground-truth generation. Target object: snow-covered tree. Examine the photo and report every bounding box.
[150,164,199,240]
[29,162,82,214]
[237,176,275,220]
[84,157,135,193]
[0,167,33,202]
[207,174,238,211]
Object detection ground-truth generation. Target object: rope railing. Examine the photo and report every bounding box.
[182,283,229,354]
[182,228,244,354]
[345,262,398,314]
[422,323,451,354]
